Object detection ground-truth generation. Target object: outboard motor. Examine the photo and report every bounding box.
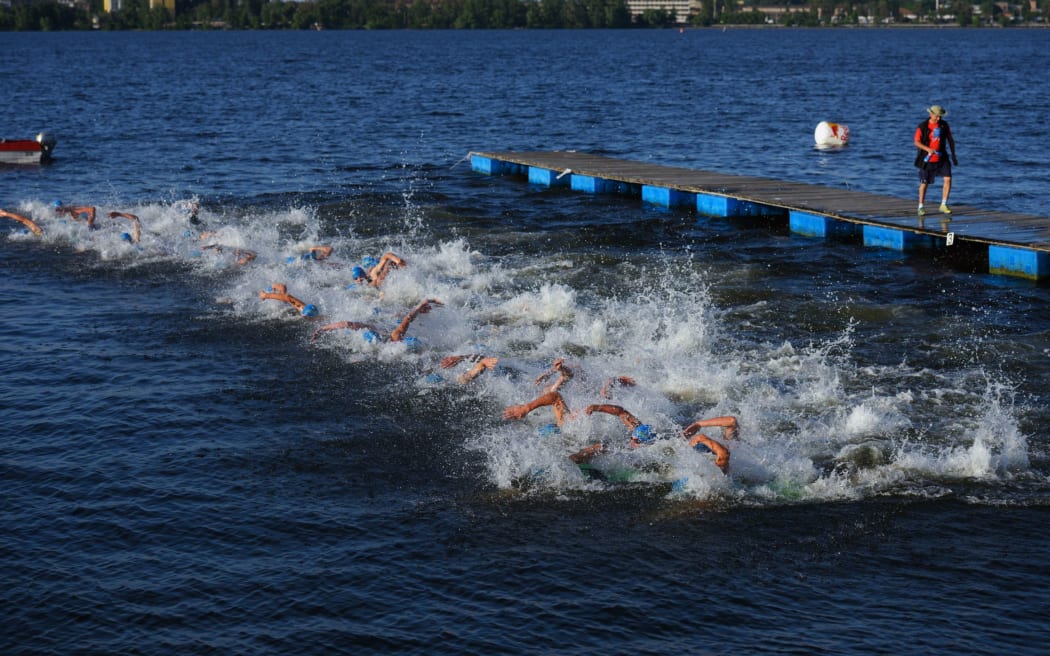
[36,132,56,161]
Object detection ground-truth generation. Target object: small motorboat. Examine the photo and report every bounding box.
[0,132,56,165]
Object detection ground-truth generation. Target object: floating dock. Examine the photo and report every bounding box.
[469,150,1050,281]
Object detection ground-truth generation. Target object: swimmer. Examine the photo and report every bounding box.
[573,403,649,464]
[310,298,442,344]
[680,416,738,473]
[350,252,407,288]
[258,282,319,317]
[54,203,97,229]
[1,209,43,236]
[108,211,141,244]
[584,405,736,472]
[440,353,501,383]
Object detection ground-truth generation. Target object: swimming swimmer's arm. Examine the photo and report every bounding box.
[258,291,306,312]
[57,206,97,228]
[1,209,43,236]
[682,416,738,441]
[685,433,730,473]
[389,299,442,342]
[258,284,308,313]
[584,404,642,430]
[108,212,141,243]
[503,390,569,426]
[368,252,408,287]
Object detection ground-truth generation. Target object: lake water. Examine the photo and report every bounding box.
[2,28,1049,655]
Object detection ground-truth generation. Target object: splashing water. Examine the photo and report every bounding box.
[4,190,1038,508]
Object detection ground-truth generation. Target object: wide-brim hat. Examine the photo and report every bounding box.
[927,105,947,116]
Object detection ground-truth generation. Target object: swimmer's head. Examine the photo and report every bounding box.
[402,336,421,352]
[537,423,561,437]
[631,424,655,444]
[362,330,381,344]
[351,266,368,280]
[53,199,62,208]
[302,251,317,261]
[300,304,319,317]
[425,373,444,384]
[121,232,133,242]
[362,255,379,268]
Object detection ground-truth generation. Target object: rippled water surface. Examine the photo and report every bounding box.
[2,29,1049,655]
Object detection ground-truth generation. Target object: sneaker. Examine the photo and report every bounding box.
[940,203,952,215]
[917,205,926,216]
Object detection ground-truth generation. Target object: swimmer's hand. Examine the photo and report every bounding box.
[502,404,530,421]
[416,299,443,314]
[440,355,466,369]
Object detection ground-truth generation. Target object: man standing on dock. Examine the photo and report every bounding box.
[914,104,958,217]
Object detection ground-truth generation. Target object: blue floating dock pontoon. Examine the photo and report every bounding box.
[470,151,1050,281]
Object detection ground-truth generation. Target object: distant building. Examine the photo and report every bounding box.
[754,5,810,21]
[626,0,699,22]
[104,0,173,11]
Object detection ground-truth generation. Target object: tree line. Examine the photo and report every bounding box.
[2,0,1047,30]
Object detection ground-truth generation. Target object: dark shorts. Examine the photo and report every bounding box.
[919,159,952,184]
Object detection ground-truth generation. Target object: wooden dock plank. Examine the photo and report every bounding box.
[472,150,1050,253]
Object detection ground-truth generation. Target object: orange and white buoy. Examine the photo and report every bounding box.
[814,121,849,148]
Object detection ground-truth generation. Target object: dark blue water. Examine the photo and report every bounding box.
[3,29,1050,655]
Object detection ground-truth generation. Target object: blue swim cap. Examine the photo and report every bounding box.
[631,424,655,444]
[183,229,194,238]
[425,373,444,384]
[53,199,62,208]
[285,256,296,264]
[121,232,132,242]
[362,329,380,344]
[671,477,689,492]
[402,336,421,351]
[303,251,317,261]
[693,441,712,454]
[362,255,379,268]
[537,423,561,437]
[301,304,318,317]
[351,266,367,280]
